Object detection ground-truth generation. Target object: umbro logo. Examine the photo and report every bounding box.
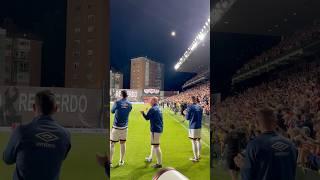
[271,142,289,151]
[36,132,59,142]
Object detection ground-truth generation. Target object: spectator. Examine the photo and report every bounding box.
[3,90,71,180]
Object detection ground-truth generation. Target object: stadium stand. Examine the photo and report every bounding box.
[182,69,209,89]
[212,0,320,179]
[214,59,320,173]
[233,24,320,83]
[165,82,210,116]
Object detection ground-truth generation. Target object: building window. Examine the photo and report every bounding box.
[87,50,93,56]
[20,51,26,59]
[88,26,95,33]
[74,16,81,24]
[73,49,80,57]
[21,63,28,72]
[13,50,27,59]
[87,39,94,44]
[86,73,93,81]
[74,28,81,33]
[74,62,80,70]
[88,61,93,68]
[88,15,95,24]
[74,40,80,47]
[72,74,79,80]
[20,41,27,46]
[75,5,81,12]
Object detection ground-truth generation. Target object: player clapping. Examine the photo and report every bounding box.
[140,97,163,168]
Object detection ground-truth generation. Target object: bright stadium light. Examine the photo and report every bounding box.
[198,32,206,41]
[174,63,179,70]
[191,42,199,51]
[174,16,210,70]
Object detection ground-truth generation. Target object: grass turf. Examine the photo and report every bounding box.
[211,161,230,180]
[0,132,106,180]
[110,104,210,180]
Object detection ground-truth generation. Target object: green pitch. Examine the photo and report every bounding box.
[211,161,230,180]
[0,132,106,180]
[110,104,210,180]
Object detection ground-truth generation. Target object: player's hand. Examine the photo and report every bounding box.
[183,110,187,115]
[96,153,108,167]
[234,153,245,169]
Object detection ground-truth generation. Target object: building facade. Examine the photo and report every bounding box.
[0,30,42,86]
[110,70,123,89]
[130,57,164,90]
[65,0,109,89]
[0,28,6,85]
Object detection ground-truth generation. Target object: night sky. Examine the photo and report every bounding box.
[0,0,209,90]
[110,0,209,90]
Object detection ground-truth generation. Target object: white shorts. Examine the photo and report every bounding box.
[151,132,161,145]
[110,127,128,142]
[188,129,201,140]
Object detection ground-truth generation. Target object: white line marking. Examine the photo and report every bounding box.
[165,110,210,148]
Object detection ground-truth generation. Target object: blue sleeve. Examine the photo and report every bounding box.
[64,131,71,160]
[241,142,256,180]
[144,108,154,120]
[105,161,110,177]
[309,154,320,169]
[111,102,117,114]
[316,156,320,169]
[129,103,132,112]
[185,106,192,121]
[3,128,21,165]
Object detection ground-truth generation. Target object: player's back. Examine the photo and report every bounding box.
[8,116,71,180]
[243,131,297,180]
[112,99,132,127]
[186,103,203,129]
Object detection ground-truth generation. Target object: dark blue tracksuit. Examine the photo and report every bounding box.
[185,103,203,129]
[241,131,297,180]
[3,115,71,180]
[111,98,132,128]
[142,104,163,133]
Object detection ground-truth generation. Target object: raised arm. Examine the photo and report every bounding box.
[185,106,192,121]
[3,127,21,165]
[111,102,117,114]
[240,142,257,180]
[141,108,154,120]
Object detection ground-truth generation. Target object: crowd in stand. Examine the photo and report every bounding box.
[165,82,210,115]
[214,61,320,172]
[236,25,320,75]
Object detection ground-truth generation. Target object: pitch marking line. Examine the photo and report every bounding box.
[164,109,210,148]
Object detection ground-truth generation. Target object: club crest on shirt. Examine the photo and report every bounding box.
[35,132,59,142]
[121,103,129,108]
[271,142,289,152]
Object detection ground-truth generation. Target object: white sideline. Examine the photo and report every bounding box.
[165,111,210,148]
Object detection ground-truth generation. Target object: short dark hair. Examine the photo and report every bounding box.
[35,90,56,115]
[257,107,276,124]
[121,90,128,98]
[191,96,197,103]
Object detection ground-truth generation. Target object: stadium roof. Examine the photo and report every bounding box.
[176,35,210,73]
[213,0,320,36]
